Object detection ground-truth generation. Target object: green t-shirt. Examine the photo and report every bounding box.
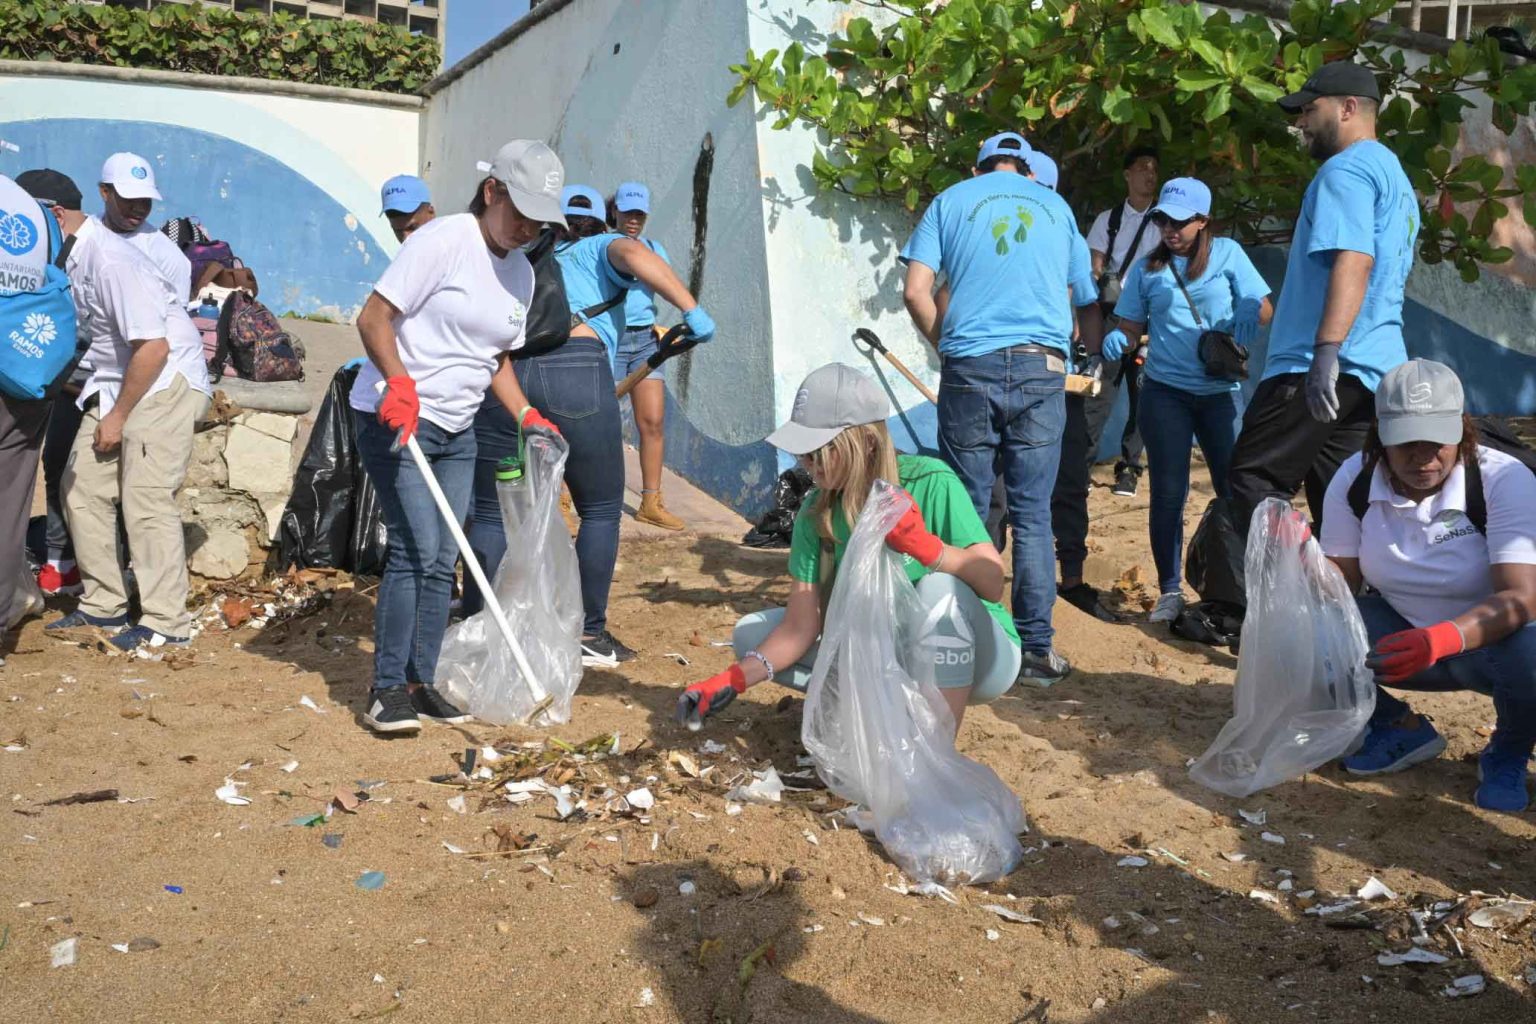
[787,454,1020,645]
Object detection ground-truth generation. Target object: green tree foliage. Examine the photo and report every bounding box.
[0,0,439,95]
[728,0,1536,282]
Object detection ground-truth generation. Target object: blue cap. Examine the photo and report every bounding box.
[561,184,606,221]
[1152,177,1211,221]
[1026,152,1059,191]
[380,174,430,215]
[613,181,650,214]
[976,132,1032,168]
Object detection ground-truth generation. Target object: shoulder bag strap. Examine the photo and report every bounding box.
[1347,454,1378,522]
[1463,449,1488,535]
[1117,211,1153,279]
[1167,261,1205,329]
[1103,203,1123,263]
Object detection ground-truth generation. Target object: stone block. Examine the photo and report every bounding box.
[185,425,229,489]
[240,411,298,443]
[226,423,295,496]
[187,529,251,579]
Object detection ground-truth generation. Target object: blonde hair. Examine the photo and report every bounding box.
[808,422,901,542]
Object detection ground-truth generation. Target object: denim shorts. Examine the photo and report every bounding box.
[615,325,663,382]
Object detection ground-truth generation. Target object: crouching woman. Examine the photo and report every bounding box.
[677,364,1022,731]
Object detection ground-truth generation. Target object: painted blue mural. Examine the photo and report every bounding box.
[0,118,389,318]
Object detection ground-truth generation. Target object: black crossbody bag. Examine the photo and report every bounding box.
[1169,262,1248,382]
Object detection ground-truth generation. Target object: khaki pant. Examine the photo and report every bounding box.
[63,375,208,636]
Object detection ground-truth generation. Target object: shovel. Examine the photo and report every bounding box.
[615,323,694,399]
[853,327,1101,401]
[373,382,553,724]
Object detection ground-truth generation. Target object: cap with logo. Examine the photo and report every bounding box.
[475,139,567,228]
[1152,177,1212,221]
[1026,151,1059,191]
[561,184,607,221]
[613,181,650,214]
[15,168,83,211]
[380,174,431,215]
[765,363,891,455]
[976,131,1032,168]
[1375,359,1464,447]
[100,152,162,201]
[1278,61,1381,114]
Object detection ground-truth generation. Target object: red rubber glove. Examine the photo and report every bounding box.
[1365,622,1464,683]
[676,664,748,729]
[885,492,943,568]
[378,376,419,448]
[519,406,562,438]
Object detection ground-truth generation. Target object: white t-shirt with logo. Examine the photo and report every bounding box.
[0,175,50,296]
[124,225,193,304]
[1321,446,1536,627]
[66,216,211,416]
[349,213,532,433]
[1086,200,1161,278]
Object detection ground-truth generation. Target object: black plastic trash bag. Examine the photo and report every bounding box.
[1186,496,1246,610]
[277,362,388,575]
[742,467,814,548]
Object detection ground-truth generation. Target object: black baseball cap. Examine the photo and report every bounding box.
[16,168,83,210]
[1278,61,1381,113]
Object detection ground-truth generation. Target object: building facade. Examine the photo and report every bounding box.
[92,0,445,47]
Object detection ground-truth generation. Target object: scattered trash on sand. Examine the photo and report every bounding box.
[1443,975,1485,998]
[356,871,387,891]
[1356,877,1398,901]
[981,904,1042,925]
[214,779,250,806]
[50,936,77,967]
[1377,948,1449,967]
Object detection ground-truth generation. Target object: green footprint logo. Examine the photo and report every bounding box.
[1013,206,1034,243]
[992,218,1011,255]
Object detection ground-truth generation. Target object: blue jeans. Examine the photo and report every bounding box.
[499,336,623,636]
[615,325,664,381]
[1137,378,1238,594]
[938,347,1065,653]
[1356,593,1536,756]
[355,414,476,692]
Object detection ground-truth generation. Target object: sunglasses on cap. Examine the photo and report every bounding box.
[1150,211,1202,230]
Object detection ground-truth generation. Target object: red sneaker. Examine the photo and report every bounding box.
[37,564,83,596]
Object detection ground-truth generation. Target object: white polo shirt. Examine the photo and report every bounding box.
[1086,200,1162,278]
[349,213,533,433]
[122,224,193,304]
[1321,446,1536,627]
[66,216,211,416]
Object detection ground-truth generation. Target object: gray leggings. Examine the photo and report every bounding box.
[732,573,1022,704]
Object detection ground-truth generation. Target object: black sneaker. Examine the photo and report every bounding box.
[1016,648,1072,688]
[363,685,421,734]
[1111,464,1141,497]
[410,686,472,724]
[581,630,636,667]
[1059,582,1121,623]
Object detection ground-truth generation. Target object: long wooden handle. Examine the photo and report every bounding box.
[615,363,651,399]
[880,350,939,405]
[1065,374,1102,397]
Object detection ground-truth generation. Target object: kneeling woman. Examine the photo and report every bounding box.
[1321,360,1536,812]
[678,364,1021,731]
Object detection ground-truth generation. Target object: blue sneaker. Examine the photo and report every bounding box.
[1474,747,1531,813]
[45,610,129,632]
[1342,716,1447,776]
[108,625,191,653]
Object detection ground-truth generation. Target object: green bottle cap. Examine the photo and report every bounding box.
[495,455,524,482]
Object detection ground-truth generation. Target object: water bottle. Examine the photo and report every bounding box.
[197,294,219,319]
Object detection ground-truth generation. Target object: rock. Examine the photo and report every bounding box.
[631,886,660,909]
[189,530,252,579]
[185,426,229,488]
[225,423,294,496]
[126,936,160,953]
[239,411,298,443]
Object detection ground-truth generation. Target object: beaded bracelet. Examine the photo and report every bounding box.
[743,649,776,683]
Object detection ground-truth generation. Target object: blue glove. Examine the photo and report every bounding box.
[1233,298,1262,346]
[683,306,716,344]
[1100,329,1129,363]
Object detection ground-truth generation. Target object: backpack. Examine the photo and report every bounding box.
[514,229,627,361]
[163,217,256,298]
[213,291,303,382]
[0,200,80,400]
[1346,417,1536,534]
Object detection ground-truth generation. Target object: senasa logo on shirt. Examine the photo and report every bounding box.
[1432,520,1478,545]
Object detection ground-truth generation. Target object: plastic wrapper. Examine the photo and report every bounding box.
[7,561,44,629]
[801,480,1027,885]
[437,432,582,726]
[1190,498,1375,797]
[276,362,388,576]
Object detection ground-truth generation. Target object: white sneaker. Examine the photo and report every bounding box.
[1149,592,1186,623]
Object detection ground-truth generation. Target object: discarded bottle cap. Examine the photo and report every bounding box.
[495,455,524,482]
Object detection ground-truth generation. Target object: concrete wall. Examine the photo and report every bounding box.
[0,62,421,321]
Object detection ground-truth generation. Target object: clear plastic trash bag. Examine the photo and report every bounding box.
[437,432,583,726]
[801,480,1027,885]
[1189,498,1375,797]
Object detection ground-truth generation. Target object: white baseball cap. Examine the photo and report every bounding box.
[100,152,162,201]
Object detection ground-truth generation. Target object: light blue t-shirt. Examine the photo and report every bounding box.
[555,232,635,360]
[1114,238,1272,396]
[623,237,670,328]
[1264,140,1418,391]
[900,171,1098,358]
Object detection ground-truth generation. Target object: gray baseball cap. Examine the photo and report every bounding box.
[476,140,567,227]
[766,363,890,455]
[1376,359,1464,447]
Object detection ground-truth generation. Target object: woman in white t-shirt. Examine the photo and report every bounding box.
[348,140,568,736]
[1320,360,1536,813]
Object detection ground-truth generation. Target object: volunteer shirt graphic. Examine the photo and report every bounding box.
[0,175,47,295]
[901,172,1097,357]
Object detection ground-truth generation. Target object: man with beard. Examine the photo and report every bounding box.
[1225,61,1418,544]
[99,153,192,302]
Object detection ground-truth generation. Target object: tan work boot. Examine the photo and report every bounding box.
[636,490,686,531]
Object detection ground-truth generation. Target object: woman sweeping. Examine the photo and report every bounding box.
[678,363,1021,731]
[350,140,565,735]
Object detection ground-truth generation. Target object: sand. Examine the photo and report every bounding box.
[2,468,1533,1023]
